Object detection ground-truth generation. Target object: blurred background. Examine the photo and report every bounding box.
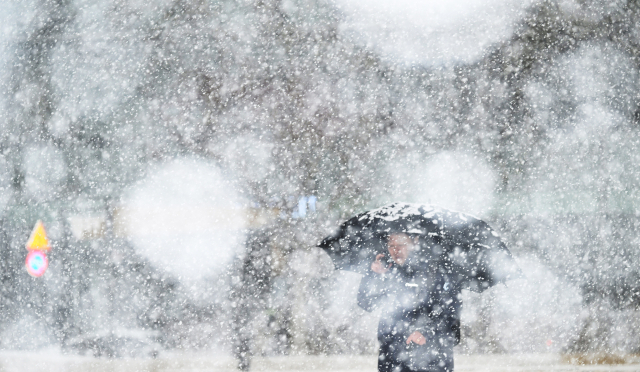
[1,0,640,365]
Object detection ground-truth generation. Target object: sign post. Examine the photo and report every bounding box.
[25,220,51,277]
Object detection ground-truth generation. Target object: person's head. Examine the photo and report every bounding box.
[387,233,419,265]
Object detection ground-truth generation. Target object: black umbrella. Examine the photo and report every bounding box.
[318,203,521,292]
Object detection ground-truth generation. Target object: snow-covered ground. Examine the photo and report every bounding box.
[2,351,639,372]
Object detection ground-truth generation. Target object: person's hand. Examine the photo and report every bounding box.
[406,331,426,345]
[371,254,391,274]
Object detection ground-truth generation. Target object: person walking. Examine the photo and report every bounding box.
[357,233,461,372]
[319,203,521,371]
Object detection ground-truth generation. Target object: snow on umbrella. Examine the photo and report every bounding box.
[318,203,522,292]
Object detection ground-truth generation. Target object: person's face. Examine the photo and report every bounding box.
[387,233,417,265]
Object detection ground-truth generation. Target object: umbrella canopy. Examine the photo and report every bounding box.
[318,203,521,292]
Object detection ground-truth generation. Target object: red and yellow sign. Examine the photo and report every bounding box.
[25,220,51,277]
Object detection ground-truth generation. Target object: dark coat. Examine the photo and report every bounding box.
[358,254,461,372]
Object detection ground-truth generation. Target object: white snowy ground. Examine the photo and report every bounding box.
[2,352,640,372]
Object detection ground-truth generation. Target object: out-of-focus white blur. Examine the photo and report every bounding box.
[334,0,537,65]
[386,151,497,218]
[122,159,246,285]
